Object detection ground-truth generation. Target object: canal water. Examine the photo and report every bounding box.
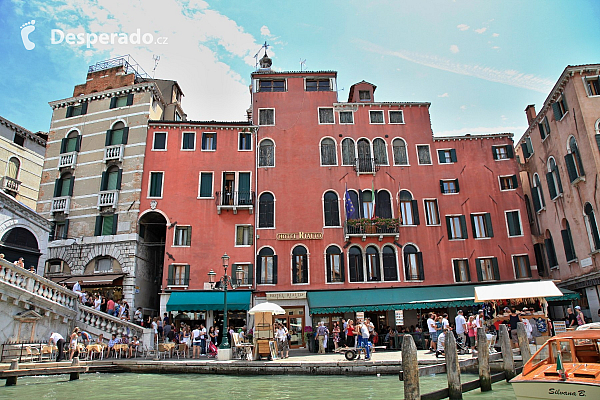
[0,373,516,399]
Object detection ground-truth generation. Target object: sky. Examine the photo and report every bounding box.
[0,0,598,141]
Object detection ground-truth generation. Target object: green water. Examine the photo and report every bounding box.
[0,373,516,399]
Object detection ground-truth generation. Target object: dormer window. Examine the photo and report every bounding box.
[359,90,371,101]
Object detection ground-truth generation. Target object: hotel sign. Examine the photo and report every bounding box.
[276,232,323,240]
[266,292,307,300]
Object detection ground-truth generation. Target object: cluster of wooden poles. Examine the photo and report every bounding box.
[402,322,532,400]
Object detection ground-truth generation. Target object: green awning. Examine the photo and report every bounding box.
[166,291,252,312]
[547,288,580,302]
[307,285,480,314]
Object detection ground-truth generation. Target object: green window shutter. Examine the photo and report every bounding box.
[465,260,471,281]
[255,255,262,284]
[340,254,345,283]
[575,150,585,177]
[520,143,530,159]
[292,254,297,284]
[455,179,460,193]
[538,123,546,140]
[186,227,192,246]
[54,179,61,198]
[562,95,568,114]
[100,171,107,191]
[459,215,468,239]
[546,172,557,199]
[475,259,483,281]
[411,200,420,225]
[213,133,217,150]
[453,260,460,282]
[561,229,576,262]
[248,226,253,245]
[564,154,577,182]
[511,175,519,189]
[184,265,190,285]
[68,176,75,197]
[111,214,118,234]
[167,264,174,286]
[81,103,88,115]
[63,220,69,239]
[450,149,457,162]
[272,255,278,284]
[507,212,516,236]
[94,216,102,236]
[446,216,453,239]
[417,252,424,280]
[492,147,499,160]
[437,149,446,163]
[126,93,134,106]
[247,263,254,285]
[524,256,531,278]
[105,130,112,146]
[470,214,477,238]
[116,169,122,190]
[76,135,82,152]
[49,222,56,242]
[554,167,563,193]
[552,102,562,120]
[109,97,117,109]
[60,138,67,154]
[485,213,494,237]
[121,127,129,144]
[66,106,74,118]
[595,135,600,154]
[492,258,500,280]
[150,173,163,197]
[506,145,514,159]
[200,173,212,197]
[440,180,445,194]
[532,186,542,212]
[101,215,113,235]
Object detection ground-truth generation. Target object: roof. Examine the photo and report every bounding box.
[251,70,337,77]
[148,120,253,127]
[0,115,47,146]
[433,133,514,141]
[348,80,377,102]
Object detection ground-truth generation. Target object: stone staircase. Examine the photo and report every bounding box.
[0,259,152,350]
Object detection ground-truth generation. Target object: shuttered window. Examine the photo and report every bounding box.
[199,172,213,198]
[174,226,192,246]
[323,191,340,227]
[320,138,337,165]
[339,111,353,124]
[446,215,468,239]
[292,246,308,284]
[453,259,470,282]
[471,213,494,238]
[382,245,398,281]
[258,109,275,125]
[349,246,364,282]
[258,193,274,228]
[373,138,388,165]
[235,225,253,246]
[167,264,190,286]
[476,258,499,281]
[318,108,334,124]
[404,245,423,281]
[389,111,404,124]
[438,149,457,164]
[326,246,344,283]
[417,145,432,165]
[561,221,577,262]
[506,211,522,237]
[392,138,408,165]
[341,138,356,166]
[257,248,276,284]
[149,172,163,198]
[369,111,384,124]
[259,139,274,167]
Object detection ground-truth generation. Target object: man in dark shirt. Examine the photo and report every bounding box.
[566,307,577,327]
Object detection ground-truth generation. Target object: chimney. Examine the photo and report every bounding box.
[525,104,537,125]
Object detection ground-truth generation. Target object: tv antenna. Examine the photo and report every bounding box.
[253,41,270,70]
[152,55,160,78]
[300,59,306,71]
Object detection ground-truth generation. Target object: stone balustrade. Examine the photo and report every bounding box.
[104,144,123,162]
[97,190,119,208]
[78,304,153,346]
[0,259,78,310]
[51,196,71,214]
[58,152,77,168]
[1,176,20,193]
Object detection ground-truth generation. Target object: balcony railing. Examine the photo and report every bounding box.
[215,191,255,214]
[344,219,399,241]
[104,145,124,162]
[58,152,77,168]
[98,190,119,209]
[51,196,71,214]
[353,157,380,174]
[2,176,20,194]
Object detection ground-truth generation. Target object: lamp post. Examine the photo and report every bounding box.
[208,253,244,351]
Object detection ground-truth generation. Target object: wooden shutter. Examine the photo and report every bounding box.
[81,103,88,115]
[339,254,345,283]
[506,145,514,159]
[404,253,410,281]
[272,255,278,284]
[553,166,563,193]
[521,143,530,159]
[68,176,75,196]
[417,252,424,280]
[524,256,531,278]
[116,169,122,190]
[326,254,332,283]
[109,97,117,109]
[94,216,102,236]
[470,214,477,238]
[358,190,364,218]
[292,254,298,284]
[546,172,557,199]
[201,133,207,149]
[75,135,82,152]
[511,175,519,189]
[62,220,69,239]
[439,180,445,194]
[552,102,562,120]
[66,106,74,118]
[465,260,471,281]
[100,171,107,191]
[492,258,500,280]
[531,186,542,212]
[450,149,457,162]
[595,134,600,153]
[121,127,129,144]
[111,214,118,235]
[186,227,192,246]
[475,259,483,281]
[246,263,254,285]
[564,154,577,182]
[60,138,67,154]
[302,255,308,283]
[256,255,262,284]
[453,260,460,282]
[485,213,494,237]
[411,200,420,225]
[54,179,61,198]
[184,264,190,285]
[437,149,446,163]
[126,93,134,106]
[105,130,112,146]
[455,179,460,193]
[167,264,174,286]
[213,133,217,150]
[575,150,585,177]
[49,222,56,242]
[446,216,453,238]
[561,229,575,262]
[459,215,468,239]
[492,147,498,160]
[544,239,555,267]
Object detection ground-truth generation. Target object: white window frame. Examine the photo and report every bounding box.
[258,108,275,126]
[498,175,518,191]
[452,258,470,283]
[201,132,216,152]
[318,107,335,125]
[583,76,600,97]
[416,144,432,165]
[392,137,410,166]
[441,179,459,195]
[372,137,389,166]
[147,171,164,199]
[152,131,168,151]
[173,225,191,247]
[447,214,466,240]
[402,243,422,282]
[235,224,253,247]
[471,213,491,239]
[338,111,354,125]
[322,190,341,228]
[505,209,524,238]
[291,244,310,285]
[95,257,113,273]
[319,137,338,167]
[388,110,405,124]
[169,263,189,287]
[437,148,455,164]
[423,198,440,226]
[478,257,496,281]
[258,138,276,168]
[233,262,253,286]
[492,145,510,161]
[197,171,214,199]
[512,253,531,280]
[181,131,196,151]
[324,245,344,285]
[257,191,276,230]
[369,110,385,124]
[238,130,253,152]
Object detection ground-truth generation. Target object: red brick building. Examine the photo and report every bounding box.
[140,57,535,345]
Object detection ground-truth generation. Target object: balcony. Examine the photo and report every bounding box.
[353,157,380,175]
[58,152,77,169]
[104,145,124,163]
[344,218,399,241]
[51,196,71,214]
[215,191,255,214]
[97,190,119,209]
[2,176,20,194]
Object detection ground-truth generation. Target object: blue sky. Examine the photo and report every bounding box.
[0,0,598,141]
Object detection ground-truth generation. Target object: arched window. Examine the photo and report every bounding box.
[320,138,337,166]
[61,130,81,154]
[546,157,563,200]
[392,138,408,165]
[399,190,419,225]
[106,121,128,146]
[561,220,576,262]
[375,190,392,218]
[6,157,19,179]
[357,139,372,173]
[292,245,308,284]
[326,245,344,283]
[584,202,600,251]
[341,138,356,166]
[565,136,585,182]
[544,231,559,269]
[0,227,40,269]
[361,190,375,219]
[258,139,274,167]
[258,193,274,228]
[348,246,364,282]
[323,191,340,227]
[54,173,74,197]
[258,247,277,284]
[382,245,398,281]
[101,165,122,191]
[531,174,545,212]
[373,138,388,165]
[403,244,423,281]
[366,246,381,282]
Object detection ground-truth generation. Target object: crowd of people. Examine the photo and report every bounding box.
[48,327,140,361]
[2,254,37,273]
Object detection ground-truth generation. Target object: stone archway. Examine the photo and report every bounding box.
[138,211,168,311]
[0,227,40,268]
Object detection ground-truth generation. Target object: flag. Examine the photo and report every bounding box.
[556,350,568,379]
[344,184,356,220]
[371,180,376,219]
[398,183,402,224]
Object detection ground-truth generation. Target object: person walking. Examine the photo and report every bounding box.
[360,320,371,360]
[276,323,289,358]
[192,325,201,358]
[346,320,355,348]
[454,310,467,345]
[427,313,437,352]
[68,327,80,360]
[315,322,327,354]
[508,307,522,349]
[467,315,477,351]
[49,332,66,362]
[575,306,585,326]
[332,322,341,351]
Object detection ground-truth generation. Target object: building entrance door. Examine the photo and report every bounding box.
[274,307,305,348]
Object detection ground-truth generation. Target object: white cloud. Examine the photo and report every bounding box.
[14,0,271,122]
[492,33,499,37]
[501,115,507,121]
[260,25,272,37]
[492,46,500,50]
[435,125,527,137]
[359,40,554,93]
[475,27,487,34]
[457,24,469,31]
[450,45,459,54]
[460,105,467,110]
[438,92,449,98]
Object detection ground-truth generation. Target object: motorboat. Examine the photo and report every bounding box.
[511,330,600,399]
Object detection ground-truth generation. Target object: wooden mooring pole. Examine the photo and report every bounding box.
[498,324,516,381]
[477,327,492,392]
[401,334,420,400]
[6,360,18,386]
[445,332,462,400]
[517,322,531,363]
[70,357,80,381]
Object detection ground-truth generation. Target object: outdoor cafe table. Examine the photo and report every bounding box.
[113,343,129,358]
[86,344,104,359]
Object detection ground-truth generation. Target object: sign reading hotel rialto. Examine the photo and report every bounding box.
[266,292,307,300]
[276,232,323,240]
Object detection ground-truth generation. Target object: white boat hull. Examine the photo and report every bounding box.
[512,380,600,399]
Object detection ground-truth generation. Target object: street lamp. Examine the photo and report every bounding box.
[208,253,244,350]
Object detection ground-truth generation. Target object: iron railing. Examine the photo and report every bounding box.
[353,157,380,174]
[344,220,399,235]
[88,55,150,82]
[215,191,255,207]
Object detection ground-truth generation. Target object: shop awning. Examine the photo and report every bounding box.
[548,288,580,302]
[307,285,478,314]
[474,281,562,302]
[59,274,125,286]
[166,290,252,312]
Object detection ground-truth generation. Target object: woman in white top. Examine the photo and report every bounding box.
[94,295,102,311]
[276,323,289,359]
[69,327,80,360]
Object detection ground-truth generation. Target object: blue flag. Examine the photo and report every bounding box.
[344,184,356,220]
